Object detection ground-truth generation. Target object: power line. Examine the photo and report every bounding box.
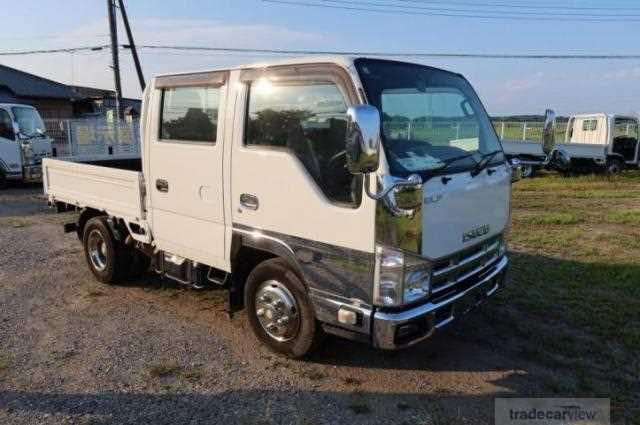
[2,44,640,60]
[311,0,640,17]
[0,45,110,56]
[262,0,640,21]
[136,45,640,60]
[393,0,640,12]
[0,33,109,41]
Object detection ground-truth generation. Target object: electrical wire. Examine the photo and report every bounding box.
[135,45,640,60]
[311,0,640,17]
[0,45,109,56]
[392,0,640,12]
[262,0,640,21]
[2,44,640,60]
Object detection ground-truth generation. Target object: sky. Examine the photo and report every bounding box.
[0,0,638,116]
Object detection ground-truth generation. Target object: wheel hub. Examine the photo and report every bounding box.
[87,229,108,272]
[255,280,300,342]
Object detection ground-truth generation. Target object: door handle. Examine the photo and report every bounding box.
[156,179,169,192]
[240,193,259,210]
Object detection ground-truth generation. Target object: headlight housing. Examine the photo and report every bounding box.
[374,245,432,307]
[22,144,36,165]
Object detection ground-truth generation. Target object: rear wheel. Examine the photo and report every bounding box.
[245,258,323,358]
[82,217,130,284]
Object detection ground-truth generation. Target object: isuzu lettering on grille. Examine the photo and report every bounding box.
[463,224,490,242]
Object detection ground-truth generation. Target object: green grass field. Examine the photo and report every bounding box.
[452,170,640,421]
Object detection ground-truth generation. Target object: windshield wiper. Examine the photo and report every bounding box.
[437,152,477,170]
[470,150,502,177]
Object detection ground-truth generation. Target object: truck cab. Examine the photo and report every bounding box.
[45,57,514,357]
[564,113,639,172]
[0,103,52,188]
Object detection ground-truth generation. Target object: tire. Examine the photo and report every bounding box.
[82,217,131,284]
[244,258,324,358]
[521,164,536,178]
[606,158,624,175]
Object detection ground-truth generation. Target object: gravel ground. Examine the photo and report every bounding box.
[0,185,551,425]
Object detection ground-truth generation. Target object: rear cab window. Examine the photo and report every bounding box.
[159,86,220,143]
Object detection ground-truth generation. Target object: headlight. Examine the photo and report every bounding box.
[22,145,35,164]
[374,245,432,307]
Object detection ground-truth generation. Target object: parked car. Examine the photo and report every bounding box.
[0,103,52,188]
[502,112,639,176]
[43,56,528,357]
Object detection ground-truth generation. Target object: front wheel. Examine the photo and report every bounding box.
[521,164,536,178]
[244,258,323,358]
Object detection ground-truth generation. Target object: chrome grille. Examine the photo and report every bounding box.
[431,236,502,294]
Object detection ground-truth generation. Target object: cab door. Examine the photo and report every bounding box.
[147,72,229,271]
[230,65,376,254]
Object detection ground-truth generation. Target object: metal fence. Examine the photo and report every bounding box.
[383,120,568,143]
[491,120,568,142]
[44,118,141,159]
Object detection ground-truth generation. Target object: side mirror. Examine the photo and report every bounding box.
[346,105,381,175]
[542,109,556,155]
[508,158,522,183]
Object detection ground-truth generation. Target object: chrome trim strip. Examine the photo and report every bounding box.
[233,226,297,257]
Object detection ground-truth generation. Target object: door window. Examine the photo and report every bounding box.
[245,80,360,205]
[0,109,14,140]
[160,87,219,143]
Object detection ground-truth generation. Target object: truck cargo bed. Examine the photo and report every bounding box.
[43,158,146,223]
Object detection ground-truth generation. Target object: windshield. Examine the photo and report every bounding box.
[11,107,46,138]
[355,59,503,177]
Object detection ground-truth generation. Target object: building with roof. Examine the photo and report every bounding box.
[0,64,76,118]
[0,64,140,119]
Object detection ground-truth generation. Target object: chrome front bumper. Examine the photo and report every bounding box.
[372,255,509,350]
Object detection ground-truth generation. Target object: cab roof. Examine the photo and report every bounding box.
[154,55,360,78]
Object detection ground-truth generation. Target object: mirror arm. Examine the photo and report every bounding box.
[364,173,422,200]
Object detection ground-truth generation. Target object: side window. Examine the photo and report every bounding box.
[245,80,361,205]
[160,86,219,143]
[582,119,597,132]
[0,110,14,141]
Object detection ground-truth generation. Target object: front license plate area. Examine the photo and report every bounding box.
[455,280,494,316]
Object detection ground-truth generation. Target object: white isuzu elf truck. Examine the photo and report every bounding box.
[0,103,52,188]
[43,57,539,358]
[503,112,639,176]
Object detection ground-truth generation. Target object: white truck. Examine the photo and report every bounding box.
[0,103,53,188]
[502,112,639,176]
[43,57,525,357]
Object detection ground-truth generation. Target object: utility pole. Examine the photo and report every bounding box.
[107,0,123,120]
[118,0,145,91]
